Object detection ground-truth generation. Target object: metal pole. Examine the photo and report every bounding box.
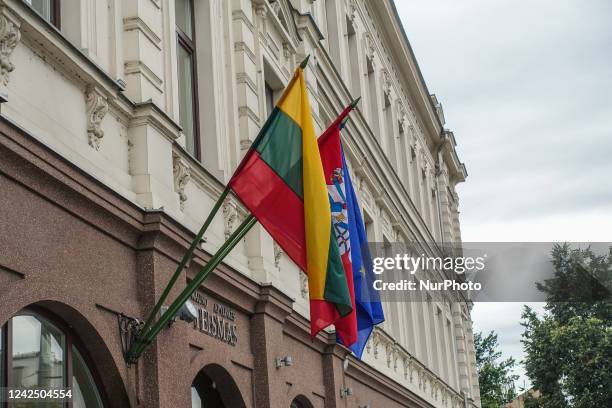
[128,215,257,360]
[133,185,231,351]
[128,55,311,361]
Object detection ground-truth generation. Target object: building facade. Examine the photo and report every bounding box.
[0,0,479,407]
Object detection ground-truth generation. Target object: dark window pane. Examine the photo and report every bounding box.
[265,83,274,117]
[72,346,103,408]
[192,371,224,407]
[177,43,196,155]
[175,0,193,39]
[25,0,53,23]
[12,314,64,407]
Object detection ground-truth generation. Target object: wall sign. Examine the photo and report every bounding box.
[191,291,238,346]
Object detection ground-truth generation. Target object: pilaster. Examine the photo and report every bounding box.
[122,0,165,107]
[322,343,350,408]
[128,102,181,214]
[250,284,294,408]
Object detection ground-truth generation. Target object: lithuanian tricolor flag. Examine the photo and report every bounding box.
[229,62,352,336]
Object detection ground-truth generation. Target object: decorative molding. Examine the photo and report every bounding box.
[172,153,191,210]
[364,32,375,60]
[234,41,257,64]
[372,331,381,359]
[273,242,283,268]
[130,101,181,142]
[238,105,260,125]
[403,357,410,380]
[240,139,253,150]
[85,85,109,150]
[382,69,392,98]
[347,0,357,22]
[124,60,163,92]
[123,17,161,50]
[269,0,281,15]
[236,72,258,94]
[282,41,292,59]
[0,7,20,87]
[222,197,238,239]
[299,270,308,300]
[255,4,268,19]
[232,9,255,33]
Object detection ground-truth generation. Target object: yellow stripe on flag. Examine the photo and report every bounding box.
[277,68,330,300]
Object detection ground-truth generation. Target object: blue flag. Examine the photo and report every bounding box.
[339,145,385,358]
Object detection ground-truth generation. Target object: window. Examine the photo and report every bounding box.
[346,17,360,97]
[1,309,104,408]
[72,347,104,407]
[24,0,60,28]
[290,395,313,408]
[263,62,283,118]
[265,83,275,117]
[383,93,396,169]
[176,0,200,158]
[365,57,380,138]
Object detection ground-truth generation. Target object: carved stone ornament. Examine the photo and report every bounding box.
[222,197,238,239]
[299,270,308,300]
[347,0,357,21]
[372,331,381,359]
[282,42,292,59]
[382,70,392,97]
[364,32,375,60]
[0,8,20,87]
[85,86,109,150]
[273,241,283,268]
[269,0,281,15]
[385,344,392,367]
[403,357,410,379]
[255,4,268,19]
[172,153,191,210]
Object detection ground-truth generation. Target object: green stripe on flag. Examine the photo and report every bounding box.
[323,224,352,316]
[255,107,303,199]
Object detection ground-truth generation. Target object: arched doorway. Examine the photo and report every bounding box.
[290,394,314,408]
[191,363,246,408]
[0,306,107,407]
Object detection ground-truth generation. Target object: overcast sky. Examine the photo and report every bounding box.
[395,0,612,390]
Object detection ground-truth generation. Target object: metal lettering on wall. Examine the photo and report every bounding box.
[191,291,238,346]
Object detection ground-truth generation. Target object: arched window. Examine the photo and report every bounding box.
[0,308,105,407]
[191,370,224,408]
[290,395,313,408]
[190,364,246,408]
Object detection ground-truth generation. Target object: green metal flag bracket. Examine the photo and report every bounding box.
[127,214,257,362]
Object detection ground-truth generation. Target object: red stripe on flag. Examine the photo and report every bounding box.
[318,110,358,346]
[229,152,307,270]
[309,299,340,337]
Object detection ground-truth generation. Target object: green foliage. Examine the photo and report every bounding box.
[521,244,612,408]
[474,330,518,407]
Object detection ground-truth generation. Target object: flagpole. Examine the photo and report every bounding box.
[126,55,311,362]
[128,214,257,360]
[133,185,231,351]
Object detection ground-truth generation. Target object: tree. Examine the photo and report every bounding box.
[475,330,518,407]
[521,244,612,408]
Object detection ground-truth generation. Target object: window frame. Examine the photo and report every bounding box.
[0,306,108,408]
[24,0,61,28]
[175,0,201,160]
[50,0,61,28]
